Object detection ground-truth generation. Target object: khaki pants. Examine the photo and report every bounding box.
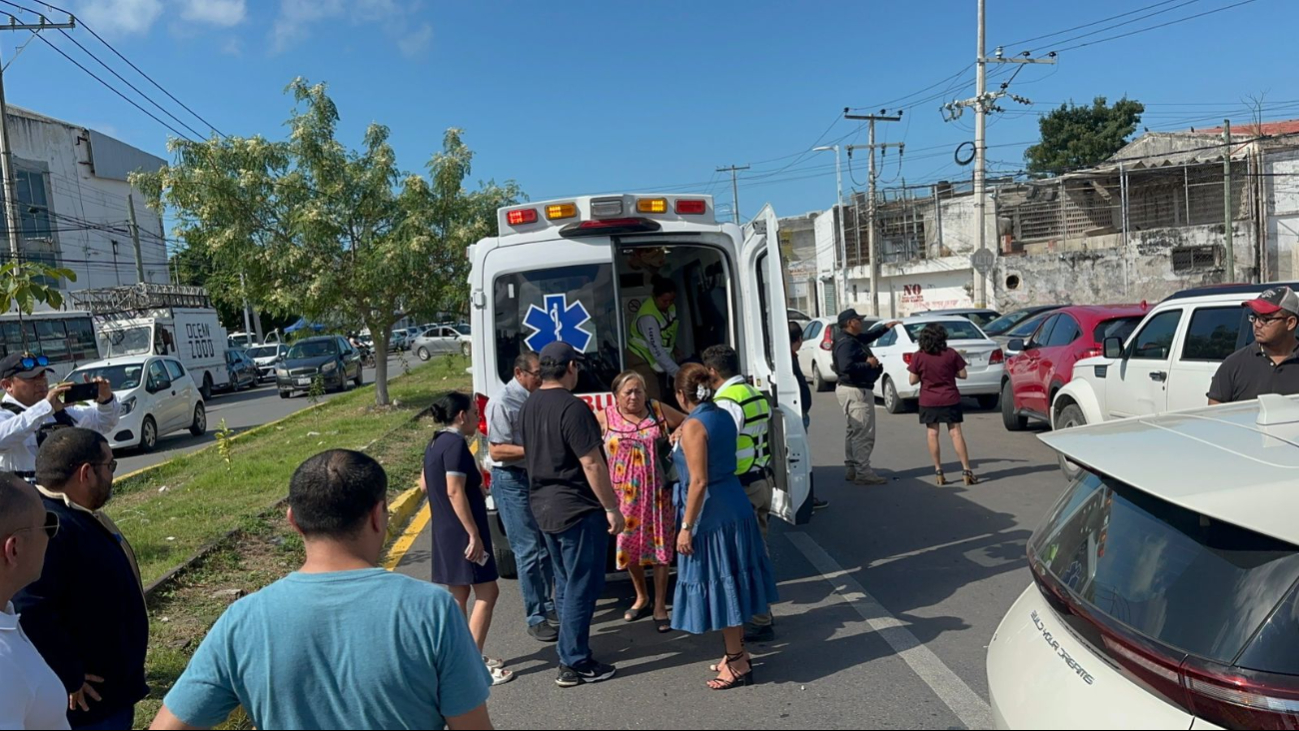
[626,351,665,402]
[743,474,774,628]
[836,384,877,474]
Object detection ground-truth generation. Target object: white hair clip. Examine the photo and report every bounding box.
[696,384,711,401]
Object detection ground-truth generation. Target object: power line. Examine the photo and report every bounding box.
[1002,0,1200,49]
[11,0,224,138]
[1048,0,1261,53]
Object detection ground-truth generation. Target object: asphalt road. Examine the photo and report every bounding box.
[395,390,1068,730]
[116,353,422,475]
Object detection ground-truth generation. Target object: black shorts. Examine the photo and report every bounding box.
[919,404,964,425]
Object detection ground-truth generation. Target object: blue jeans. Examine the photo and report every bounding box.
[72,706,135,730]
[491,468,555,627]
[543,510,609,668]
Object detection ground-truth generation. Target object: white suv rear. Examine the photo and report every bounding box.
[989,394,1299,729]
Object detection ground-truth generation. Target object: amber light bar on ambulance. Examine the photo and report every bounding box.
[546,203,578,220]
[559,218,662,238]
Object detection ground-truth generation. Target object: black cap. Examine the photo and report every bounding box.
[837,308,864,326]
[539,341,585,366]
[0,353,53,380]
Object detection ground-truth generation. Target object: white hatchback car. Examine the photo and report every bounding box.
[988,394,1299,730]
[867,316,1005,413]
[796,316,880,392]
[68,355,206,452]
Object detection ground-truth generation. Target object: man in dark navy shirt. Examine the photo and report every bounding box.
[833,310,900,485]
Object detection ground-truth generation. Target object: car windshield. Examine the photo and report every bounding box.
[69,364,144,390]
[1031,471,1299,663]
[287,340,338,359]
[247,345,279,359]
[1007,312,1051,338]
[964,311,999,326]
[984,308,1044,336]
[904,320,985,341]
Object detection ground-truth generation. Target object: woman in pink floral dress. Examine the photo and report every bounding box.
[597,371,686,632]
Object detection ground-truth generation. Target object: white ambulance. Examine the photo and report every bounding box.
[467,194,812,573]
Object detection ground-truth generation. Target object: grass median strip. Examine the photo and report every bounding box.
[108,356,468,586]
[129,357,469,729]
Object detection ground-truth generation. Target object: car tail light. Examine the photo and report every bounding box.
[546,203,577,220]
[476,392,489,436]
[903,352,914,365]
[989,348,1004,364]
[636,198,668,213]
[506,208,538,225]
[820,326,834,351]
[1032,562,1299,730]
[1082,345,1103,359]
[676,199,707,214]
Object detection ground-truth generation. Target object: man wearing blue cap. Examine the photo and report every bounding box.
[518,341,624,689]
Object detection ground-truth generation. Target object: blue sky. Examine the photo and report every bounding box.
[3,0,1296,228]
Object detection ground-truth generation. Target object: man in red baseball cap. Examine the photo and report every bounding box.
[1208,286,1299,404]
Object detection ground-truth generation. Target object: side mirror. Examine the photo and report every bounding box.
[1103,337,1124,359]
[1007,338,1025,352]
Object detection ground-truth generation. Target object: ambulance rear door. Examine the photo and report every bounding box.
[739,204,812,525]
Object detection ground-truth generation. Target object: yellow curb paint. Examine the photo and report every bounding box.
[383,503,430,571]
[384,485,425,542]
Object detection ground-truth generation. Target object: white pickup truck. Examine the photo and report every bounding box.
[1049,282,1296,478]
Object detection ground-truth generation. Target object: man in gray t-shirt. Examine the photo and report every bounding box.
[486,352,558,642]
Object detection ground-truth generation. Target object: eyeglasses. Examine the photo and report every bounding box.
[10,354,49,371]
[88,459,118,473]
[1249,313,1290,325]
[12,510,59,540]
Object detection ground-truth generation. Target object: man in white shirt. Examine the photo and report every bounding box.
[0,473,70,730]
[0,354,118,482]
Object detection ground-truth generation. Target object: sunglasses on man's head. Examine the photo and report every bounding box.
[17,355,49,370]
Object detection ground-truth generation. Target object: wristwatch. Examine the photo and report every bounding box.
[681,521,695,532]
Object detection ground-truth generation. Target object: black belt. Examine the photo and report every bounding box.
[494,465,527,474]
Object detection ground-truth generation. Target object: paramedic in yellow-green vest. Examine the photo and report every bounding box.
[703,344,778,645]
[626,278,682,402]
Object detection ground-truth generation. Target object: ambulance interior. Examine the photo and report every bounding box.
[617,243,733,366]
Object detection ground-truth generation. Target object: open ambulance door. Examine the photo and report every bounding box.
[740,204,813,525]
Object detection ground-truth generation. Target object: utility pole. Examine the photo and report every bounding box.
[127,193,145,282]
[239,270,253,340]
[1224,119,1235,281]
[944,0,1054,308]
[716,164,749,224]
[813,145,848,308]
[845,111,903,317]
[0,14,75,264]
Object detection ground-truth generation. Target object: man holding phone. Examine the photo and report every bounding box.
[0,353,118,483]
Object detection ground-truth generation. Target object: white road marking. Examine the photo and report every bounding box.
[786,531,994,731]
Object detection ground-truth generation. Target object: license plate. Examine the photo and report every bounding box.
[296,378,312,386]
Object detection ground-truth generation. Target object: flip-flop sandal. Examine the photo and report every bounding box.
[654,615,672,633]
[489,666,515,686]
[482,656,505,670]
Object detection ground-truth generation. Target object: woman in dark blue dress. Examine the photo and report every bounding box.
[423,391,513,685]
[670,364,779,690]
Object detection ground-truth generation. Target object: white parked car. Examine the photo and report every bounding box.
[245,343,287,382]
[868,316,1005,413]
[796,316,881,392]
[68,355,206,452]
[988,393,1299,730]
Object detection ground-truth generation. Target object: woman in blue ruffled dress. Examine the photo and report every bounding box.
[669,363,779,690]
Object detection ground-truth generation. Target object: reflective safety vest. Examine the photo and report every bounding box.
[627,299,679,371]
[714,381,771,475]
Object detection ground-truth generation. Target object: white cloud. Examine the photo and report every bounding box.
[272,0,432,56]
[221,37,243,56]
[397,23,432,58]
[180,0,247,27]
[75,0,163,37]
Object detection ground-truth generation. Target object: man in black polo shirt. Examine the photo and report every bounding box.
[1208,286,1299,404]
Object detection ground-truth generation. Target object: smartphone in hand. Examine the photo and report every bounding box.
[62,382,100,404]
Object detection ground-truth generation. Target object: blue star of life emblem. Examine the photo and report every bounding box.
[523,294,593,353]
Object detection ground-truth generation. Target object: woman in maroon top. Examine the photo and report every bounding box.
[907,324,979,486]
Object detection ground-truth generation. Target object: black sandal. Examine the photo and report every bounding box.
[707,652,755,690]
[654,614,671,633]
[623,604,649,623]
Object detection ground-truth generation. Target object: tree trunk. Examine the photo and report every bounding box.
[373,325,391,406]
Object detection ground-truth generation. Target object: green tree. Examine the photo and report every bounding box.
[135,78,522,405]
[1024,96,1145,176]
[0,260,77,352]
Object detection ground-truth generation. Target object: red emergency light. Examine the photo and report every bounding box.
[675,199,707,215]
[507,208,538,225]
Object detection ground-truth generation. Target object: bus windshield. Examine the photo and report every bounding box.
[99,326,153,357]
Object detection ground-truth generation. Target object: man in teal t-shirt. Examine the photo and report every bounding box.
[149,450,492,731]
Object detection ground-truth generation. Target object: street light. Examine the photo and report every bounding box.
[813,145,849,311]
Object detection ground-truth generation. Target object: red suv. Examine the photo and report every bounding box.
[1001,304,1149,431]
